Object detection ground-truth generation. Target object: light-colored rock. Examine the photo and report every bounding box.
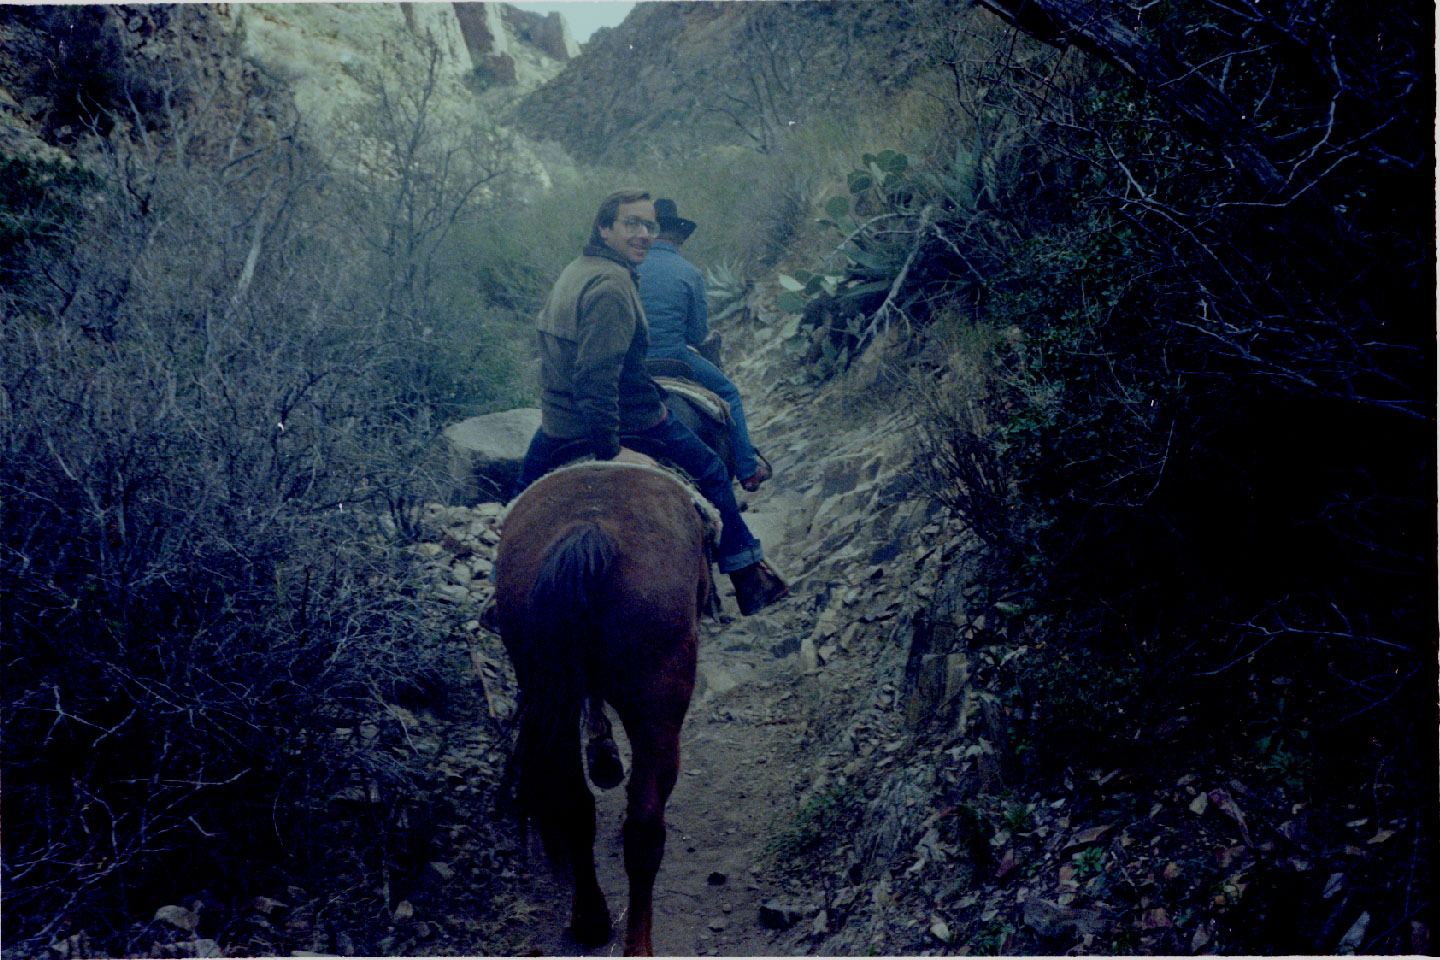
[222,3,562,195]
[153,904,200,933]
[1023,897,1108,939]
[441,408,541,503]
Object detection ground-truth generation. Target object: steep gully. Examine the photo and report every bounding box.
[408,300,970,956]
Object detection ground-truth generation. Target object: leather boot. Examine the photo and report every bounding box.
[730,559,789,615]
[740,451,773,492]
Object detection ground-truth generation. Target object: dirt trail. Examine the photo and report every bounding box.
[516,639,811,957]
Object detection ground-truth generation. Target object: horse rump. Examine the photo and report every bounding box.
[492,463,710,955]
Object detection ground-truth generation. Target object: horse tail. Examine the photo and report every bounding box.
[513,521,618,860]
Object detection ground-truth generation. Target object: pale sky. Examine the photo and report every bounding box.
[510,2,637,45]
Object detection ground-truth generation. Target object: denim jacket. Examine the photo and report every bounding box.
[637,240,709,358]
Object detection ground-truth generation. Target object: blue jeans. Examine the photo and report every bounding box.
[516,418,763,573]
[672,351,760,480]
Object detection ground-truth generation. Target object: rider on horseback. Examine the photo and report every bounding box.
[638,198,771,492]
[516,189,788,616]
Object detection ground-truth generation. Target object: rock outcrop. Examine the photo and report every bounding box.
[224,2,571,186]
[441,407,541,503]
[226,2,576,138]
[0,3,579,190]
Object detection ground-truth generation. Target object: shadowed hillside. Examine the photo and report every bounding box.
[511,0,933,161]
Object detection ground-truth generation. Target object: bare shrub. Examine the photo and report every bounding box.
[0,52,500,955]
[328,29,524,422]
[907,318,1024,553]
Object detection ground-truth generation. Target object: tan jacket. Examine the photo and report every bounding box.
[536,243,666,453]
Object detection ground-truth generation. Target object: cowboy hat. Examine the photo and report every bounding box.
[654,198,697,241]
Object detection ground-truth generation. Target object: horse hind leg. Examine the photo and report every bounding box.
[531,696,611,946]
[618,711,684,956]
[584,695,625,790]
[558,748,612,947]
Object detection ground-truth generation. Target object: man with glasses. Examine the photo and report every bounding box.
[516,189,789,616]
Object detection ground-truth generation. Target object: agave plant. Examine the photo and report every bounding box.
[705,261,752,323]
[774,144,992,374]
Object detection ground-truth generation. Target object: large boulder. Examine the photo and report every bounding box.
[441,408,540,504]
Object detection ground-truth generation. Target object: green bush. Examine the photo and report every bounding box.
[1015,648,1145,768]
[766,785,864,865]
[0,157,95,292]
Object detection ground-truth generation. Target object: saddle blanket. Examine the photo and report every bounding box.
[502,458,722,551]
[655,376,732,426]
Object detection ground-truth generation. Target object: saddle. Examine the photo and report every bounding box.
[641,358,738,482]
[644,359,732,430]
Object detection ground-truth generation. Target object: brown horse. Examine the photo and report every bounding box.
[494,460,716,956]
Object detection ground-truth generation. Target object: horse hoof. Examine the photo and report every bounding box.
[569,914,613,947]
[586,738,625,789]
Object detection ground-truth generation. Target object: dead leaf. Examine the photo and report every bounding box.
[1208,788,1252,844]
[470,645,511,719]
[1337,910,1370,954]
[1061,823,1114,855]
[1141,907,1171,929]
[394,900,414,920]
[249,897,288,915]
[1188,793,1209,815]
[1073,824,1114,845]
[1366,828,1396,845]
[1214,844,1248,869]
[1191,923,1213,951]
[1323,872,1346,899]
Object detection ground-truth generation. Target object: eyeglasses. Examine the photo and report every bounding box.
[616,215,661,237]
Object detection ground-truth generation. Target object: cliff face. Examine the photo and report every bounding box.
[227,3,574,152]
[0,3,576,178]
[510,0,935,164]
[0,5,266,166]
